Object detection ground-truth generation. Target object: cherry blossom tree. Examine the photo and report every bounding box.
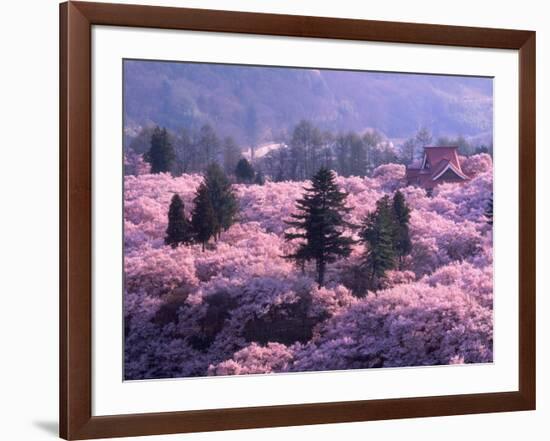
[123,154,493,379]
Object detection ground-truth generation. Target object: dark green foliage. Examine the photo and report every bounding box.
[164,194,193,248]
[285,167,354,287]
[235,158,255,183]
[144,126,176,174]
[128,126,157,154]
[342,264,371,298]
[475,143,493,156]
[392,190,412,267]
[359,191,413,290]
[243,294,319,345]
[254,171,266,186]
[190,164,239,249]
[475,145,489,155]
[360,196,397,290]
[152,290,190,326]
[485,195,493,226]
[190,292,237,351]
[204,163,239,238]
[191,183,217,251]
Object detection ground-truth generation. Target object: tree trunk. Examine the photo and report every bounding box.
[368,264,376,290]
[317,258,325,288]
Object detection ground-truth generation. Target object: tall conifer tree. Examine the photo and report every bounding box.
[392,190,412,267]
[191,183,217,251]
[254,171,266,186]
[360,195,397,289]
[204,163,238,239]
[284,167,354,287]
[235,158,255,183]
[165,194,193,248]
[144,126,176,174]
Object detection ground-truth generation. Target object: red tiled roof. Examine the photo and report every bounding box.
[406,146,469,189]
[423,146,461,169]
[430,159,452,177]
[430,159,469,181]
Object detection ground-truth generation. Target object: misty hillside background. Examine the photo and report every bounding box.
[124,59,493,147]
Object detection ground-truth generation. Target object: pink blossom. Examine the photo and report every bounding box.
[460,153,493,177]
[208,343,294,375]
[123,164,493,379]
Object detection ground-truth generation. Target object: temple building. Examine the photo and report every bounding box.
[405,146,469,191]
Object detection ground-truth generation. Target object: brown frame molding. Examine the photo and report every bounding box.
[59,1,536,439]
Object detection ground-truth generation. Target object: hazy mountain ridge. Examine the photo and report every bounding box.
[124,60,493,145]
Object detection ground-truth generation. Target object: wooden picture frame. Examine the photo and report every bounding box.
[59,1,536,439]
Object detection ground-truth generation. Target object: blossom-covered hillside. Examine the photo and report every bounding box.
[124,154,493,380]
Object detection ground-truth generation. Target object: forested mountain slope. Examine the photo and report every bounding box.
[124,60,493,145]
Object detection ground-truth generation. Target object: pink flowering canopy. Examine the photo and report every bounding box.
[124,156,493,380]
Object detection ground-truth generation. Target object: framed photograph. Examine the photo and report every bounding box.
[60,1,536,439]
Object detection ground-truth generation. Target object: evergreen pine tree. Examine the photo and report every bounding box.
[235,158,255,183]
[204,163,238,239]
[191,183,217,251]
[254,171,266,186]
[360,195,397,289]
[144,126,176,174]
[164,194,193,248]
[485,195,493,226]
[392,190,412,267]
[284,167,354,287]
